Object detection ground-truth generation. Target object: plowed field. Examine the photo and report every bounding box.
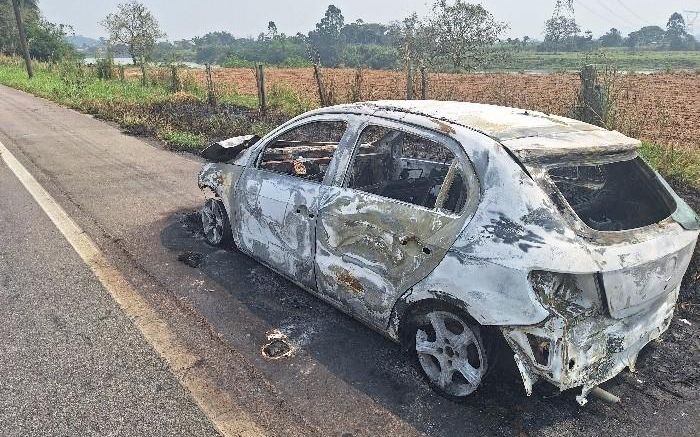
[194,67,699,148]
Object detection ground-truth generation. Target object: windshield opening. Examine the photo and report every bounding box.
[548,157,676,231]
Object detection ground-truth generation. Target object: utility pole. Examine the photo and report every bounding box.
[11,0,33,79]
[684,10,699,36]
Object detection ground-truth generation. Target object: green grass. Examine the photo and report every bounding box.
[267,83,316,116]
[217,92,259,109]
[487,49,700,72]
[0,58,299,151]
[158,129,207,150]
[640,142,700,189]
[0,62,169,109]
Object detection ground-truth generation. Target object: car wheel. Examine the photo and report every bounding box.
[201,198,232,246]
[410,309,488,400]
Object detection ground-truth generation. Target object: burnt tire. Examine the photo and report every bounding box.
[406,306,490,401]
[201,198,233,246]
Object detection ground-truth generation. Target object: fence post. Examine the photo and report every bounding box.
[575,64,607,127]
[406,60,414,100]
[170,65,181,93]
[253,64,267,114]
[139,63,147,86]
[11,0,33,78]
[350,68,364,102]
[205,64,216,106]
[118,65,125,82]
[420,66,428,100]
[313,64,329,106]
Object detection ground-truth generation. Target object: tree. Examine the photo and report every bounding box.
[1,0,73,65]
[424,0,507,70]
[307,5,345,65]
[542,13,580,51]
[599,28,623,47]
[625,25,665,48]
[267,21,278,39]
[10,0,32,77]
[665,12,693,50]
[341,21,390,46]
[2,0,38,10]
[101,1,164,84]
[26,17,73,62]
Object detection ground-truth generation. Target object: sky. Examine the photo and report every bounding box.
[41,0,700,41]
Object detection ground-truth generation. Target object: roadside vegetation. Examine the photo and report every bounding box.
[0,56,296,150]
[0,0,699,188]
[640,142,700,189]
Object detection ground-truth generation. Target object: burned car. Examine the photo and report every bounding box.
[197,101,699,405]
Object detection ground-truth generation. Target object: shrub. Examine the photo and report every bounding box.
[267,84,315,116]
[95,57,114,80]
[640,142,700,189]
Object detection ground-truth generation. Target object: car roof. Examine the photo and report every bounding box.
[314,100,640,161]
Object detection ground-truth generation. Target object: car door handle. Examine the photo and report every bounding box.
[399,235,431,255]
[295,205,315,219]
[399,235,418,245]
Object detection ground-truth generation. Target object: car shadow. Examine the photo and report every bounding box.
[158,209,636,436]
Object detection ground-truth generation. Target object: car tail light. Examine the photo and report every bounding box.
[528,271,604,314]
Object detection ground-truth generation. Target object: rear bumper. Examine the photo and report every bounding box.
[501,286,678,405]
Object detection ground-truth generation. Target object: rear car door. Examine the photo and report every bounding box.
[233,117,350,290]
[315,118,479,327]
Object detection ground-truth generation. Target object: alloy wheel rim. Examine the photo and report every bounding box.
[201,200,224,244]
[415,311,486,397]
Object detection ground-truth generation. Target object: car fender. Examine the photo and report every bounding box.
[388,255,551,339]
[198,162,246,226]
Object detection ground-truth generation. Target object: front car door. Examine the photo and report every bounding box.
[233,116,352,290]
[315,117,480,328]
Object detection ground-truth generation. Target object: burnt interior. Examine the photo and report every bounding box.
[259,121,347,183]
[549,157,676,231]
[347,125,468,213]
[258,122,469,214]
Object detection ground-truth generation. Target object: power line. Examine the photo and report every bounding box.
[573,0,626,30]
[615,0,654,27]
[685,10,700,35]
[592,0,639,29]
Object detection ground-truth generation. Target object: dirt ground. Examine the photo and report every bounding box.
[192,67,700,150]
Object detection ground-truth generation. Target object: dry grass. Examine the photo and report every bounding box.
[132,67,698,150]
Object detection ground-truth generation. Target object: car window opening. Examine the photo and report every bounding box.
[259,121,347,183]
[548,157,676,231]
[348,125,468,213]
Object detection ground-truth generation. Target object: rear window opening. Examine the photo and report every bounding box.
[548,157,676,231]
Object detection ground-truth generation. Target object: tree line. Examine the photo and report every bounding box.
[1,0,698,75]
[0,0,74,62]
[540,4,697,52]
[155,2,698,69]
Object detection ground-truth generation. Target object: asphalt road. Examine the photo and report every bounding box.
[0,84,698,436]
[0,136,219,435]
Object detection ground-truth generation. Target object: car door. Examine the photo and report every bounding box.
[233,116,352,290]
[315,118,480,327]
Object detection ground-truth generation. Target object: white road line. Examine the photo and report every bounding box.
[0,140,265,437]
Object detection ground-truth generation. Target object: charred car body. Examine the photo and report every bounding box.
[197,101,699,405]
